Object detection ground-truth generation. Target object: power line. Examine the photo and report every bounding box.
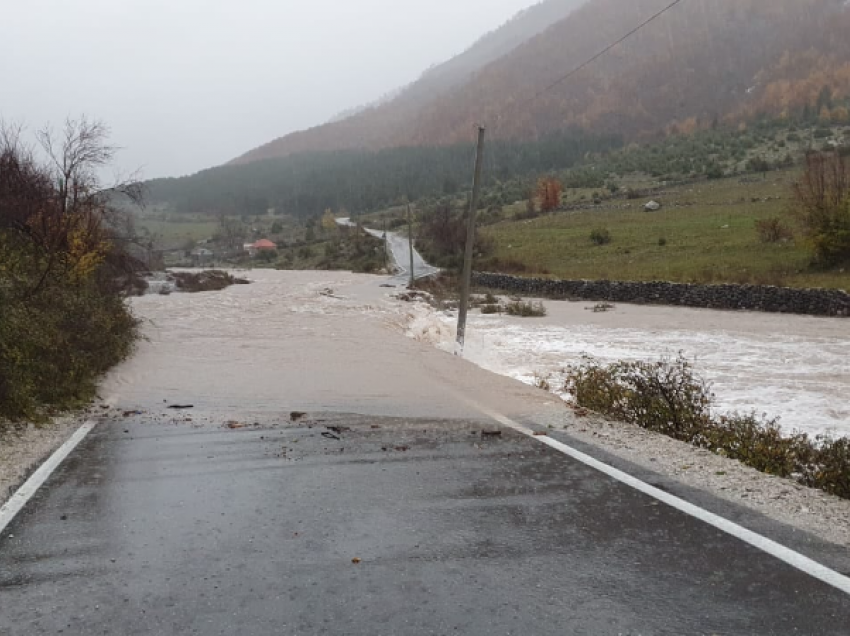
[520,0,686,108]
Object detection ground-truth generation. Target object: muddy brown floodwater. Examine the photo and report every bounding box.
[101,270,560,421]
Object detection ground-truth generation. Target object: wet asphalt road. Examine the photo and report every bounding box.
[1,412,848,635]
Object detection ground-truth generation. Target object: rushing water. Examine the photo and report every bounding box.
[404,296,850,439]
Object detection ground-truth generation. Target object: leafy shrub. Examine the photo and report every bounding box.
[747,157,772,173]
[658,237,668,247]
[565,355,850,499]
[505,300,547,317]
[480,304,501,315]
[814,128,833,139]
[755,217,793,243]
[706,164,725,180]
[700,413,810,477]
[566,355,712,441]
[801,437,850,498]
[590,228,612,245]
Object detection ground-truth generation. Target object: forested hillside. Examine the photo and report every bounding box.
[146,130,621,216]
[232,0,850,164]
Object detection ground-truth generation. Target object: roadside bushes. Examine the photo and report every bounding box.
[565,354,850,499]
[0,272,137,422]
[0,119,140,424]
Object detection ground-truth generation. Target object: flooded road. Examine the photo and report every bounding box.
[101,270,557,421]
[108,270,849,438]
[337,218,441,282]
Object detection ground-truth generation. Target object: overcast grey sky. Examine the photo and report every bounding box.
[2,0,537,179]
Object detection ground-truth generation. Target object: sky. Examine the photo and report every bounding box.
[2,0,538,179]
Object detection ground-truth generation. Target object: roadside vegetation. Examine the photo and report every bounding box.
[565,355,850,500]
[0,119,141,425]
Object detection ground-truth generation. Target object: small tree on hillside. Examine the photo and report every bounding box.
[525,191,537,218]
[321,208,337,234]
[537,177,563,213]
[792,151,850,266]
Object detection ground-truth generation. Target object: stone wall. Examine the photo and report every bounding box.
[472,272,850,317]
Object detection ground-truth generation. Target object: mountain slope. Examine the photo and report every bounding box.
[405,0,850,145]
[232,0,588,164]
[233,0,850,165]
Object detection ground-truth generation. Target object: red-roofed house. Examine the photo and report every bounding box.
[245,239,277,257]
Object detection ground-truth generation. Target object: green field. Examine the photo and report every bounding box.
[137,218,220,247]
[481,171,850,290]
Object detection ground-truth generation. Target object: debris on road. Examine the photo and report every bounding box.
[290,411,307,421]
[168,404,194,410]
[481,430,503,438]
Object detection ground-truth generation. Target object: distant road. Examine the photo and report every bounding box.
[338,217,440,282]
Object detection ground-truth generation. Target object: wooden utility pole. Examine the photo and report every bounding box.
[383,219,389,270]
[456,126,486,354]
[407,203,415,287]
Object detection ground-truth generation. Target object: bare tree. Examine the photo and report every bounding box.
[1,117,145,296]
[792,151,850,266]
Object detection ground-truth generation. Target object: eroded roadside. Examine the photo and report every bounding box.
[541,409,850,548]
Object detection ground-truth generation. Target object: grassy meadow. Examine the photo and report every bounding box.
[481,171,850,290]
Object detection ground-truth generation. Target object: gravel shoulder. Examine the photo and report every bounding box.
[0,417,83,505]
[542,406,850,548]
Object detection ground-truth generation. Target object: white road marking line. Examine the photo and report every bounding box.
[469,400,850,597]
[0,420,97,537]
